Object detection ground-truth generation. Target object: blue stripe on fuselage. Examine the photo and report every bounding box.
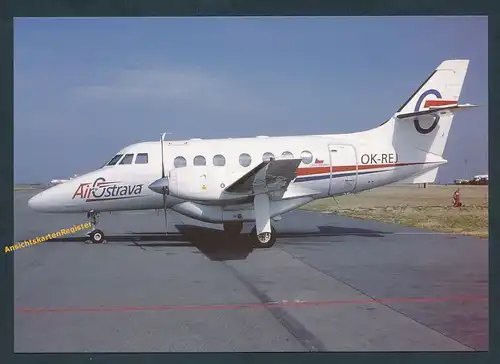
[295,169,382,183]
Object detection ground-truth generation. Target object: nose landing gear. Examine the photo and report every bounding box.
[85,210,107,244]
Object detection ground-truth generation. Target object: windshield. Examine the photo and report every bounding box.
[101,154,123,168]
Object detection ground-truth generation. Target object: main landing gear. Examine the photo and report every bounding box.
[222,191,279,248]
[250,224,277,249]
[222,221,277,248]
[85,210,106,244]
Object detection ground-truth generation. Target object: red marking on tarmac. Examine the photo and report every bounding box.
[16,295,487,314]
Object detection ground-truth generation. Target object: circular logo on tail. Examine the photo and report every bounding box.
[413,89,441,134]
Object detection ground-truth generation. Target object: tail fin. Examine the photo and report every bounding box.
[369,60,475,184]
[396,60,470,116]
[391,59,471,158]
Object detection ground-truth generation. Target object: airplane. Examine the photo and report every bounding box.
[48,179,69,186]
[28,59,477,248]
[48,174,79,186]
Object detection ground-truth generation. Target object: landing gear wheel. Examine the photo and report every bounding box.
[250,225,277,248]
[223,221,244,235]
[85,210,106,244]
[89,229,105,244]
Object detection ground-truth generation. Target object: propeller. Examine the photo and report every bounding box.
[144,133,170,233]
[148,133,172,234]
[160,132,168,233]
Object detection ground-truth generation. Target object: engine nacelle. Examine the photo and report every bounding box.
[168,166,233,201]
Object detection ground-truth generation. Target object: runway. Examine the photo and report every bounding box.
[13,189,488,352]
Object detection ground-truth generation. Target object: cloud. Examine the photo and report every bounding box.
[71,65,268,115]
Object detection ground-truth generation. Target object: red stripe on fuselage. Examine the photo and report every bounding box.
[423,100,457,108]
[295,162,422,176]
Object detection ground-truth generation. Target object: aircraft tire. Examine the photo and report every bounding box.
[251,225,277,248]
[89,229,105,244]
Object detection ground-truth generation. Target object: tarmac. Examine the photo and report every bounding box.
[13,189,488,352]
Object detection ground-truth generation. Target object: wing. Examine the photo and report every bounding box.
[223,158,303,199]
[395,103,477,120]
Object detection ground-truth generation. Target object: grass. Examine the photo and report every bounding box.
[301,184,488,239]
[14,186,36,190]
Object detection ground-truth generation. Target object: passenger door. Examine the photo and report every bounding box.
[328,144,358,195]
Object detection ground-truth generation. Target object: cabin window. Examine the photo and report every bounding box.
[281,151,294,159]
[119,153,134,165]
[135,153,148,164]
[213,154,226,166]
[239,153,252,167]
[174,156,187,168]
[193,155,206,166]
[106,154,123,166]
[262,152,275,162]
[300,150,313,164]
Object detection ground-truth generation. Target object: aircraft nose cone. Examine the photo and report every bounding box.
[28,192,47,212]
[148,177,169,194]
[28,185,66,212]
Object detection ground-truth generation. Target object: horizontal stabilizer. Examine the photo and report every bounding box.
[395,103,477,120]
[398,166,440,184]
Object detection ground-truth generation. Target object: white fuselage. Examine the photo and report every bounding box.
[28,131,445,224]
[27,59,474,229]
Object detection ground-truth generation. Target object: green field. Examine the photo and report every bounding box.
[302,184,488,238]
[14,186,36,190]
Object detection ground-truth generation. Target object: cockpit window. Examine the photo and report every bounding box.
[135,153,148,164]
[106,154,123,166]
[119,153,134,165]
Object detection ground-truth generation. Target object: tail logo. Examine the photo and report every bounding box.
[413,89,441,135]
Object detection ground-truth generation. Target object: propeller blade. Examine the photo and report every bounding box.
[162,192,168,233]
[160,132,166,178]
[159,132,170,234]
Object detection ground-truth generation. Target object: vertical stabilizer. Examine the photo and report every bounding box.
[365,60,473,184]
[391,59,470,158]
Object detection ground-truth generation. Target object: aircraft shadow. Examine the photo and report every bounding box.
[127,225,387,240]
[171,224,255,261]
[277,225,387,238]
[51,225,255,261]
[50,224,387,261]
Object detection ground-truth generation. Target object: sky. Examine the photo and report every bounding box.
[14,16,488,184]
